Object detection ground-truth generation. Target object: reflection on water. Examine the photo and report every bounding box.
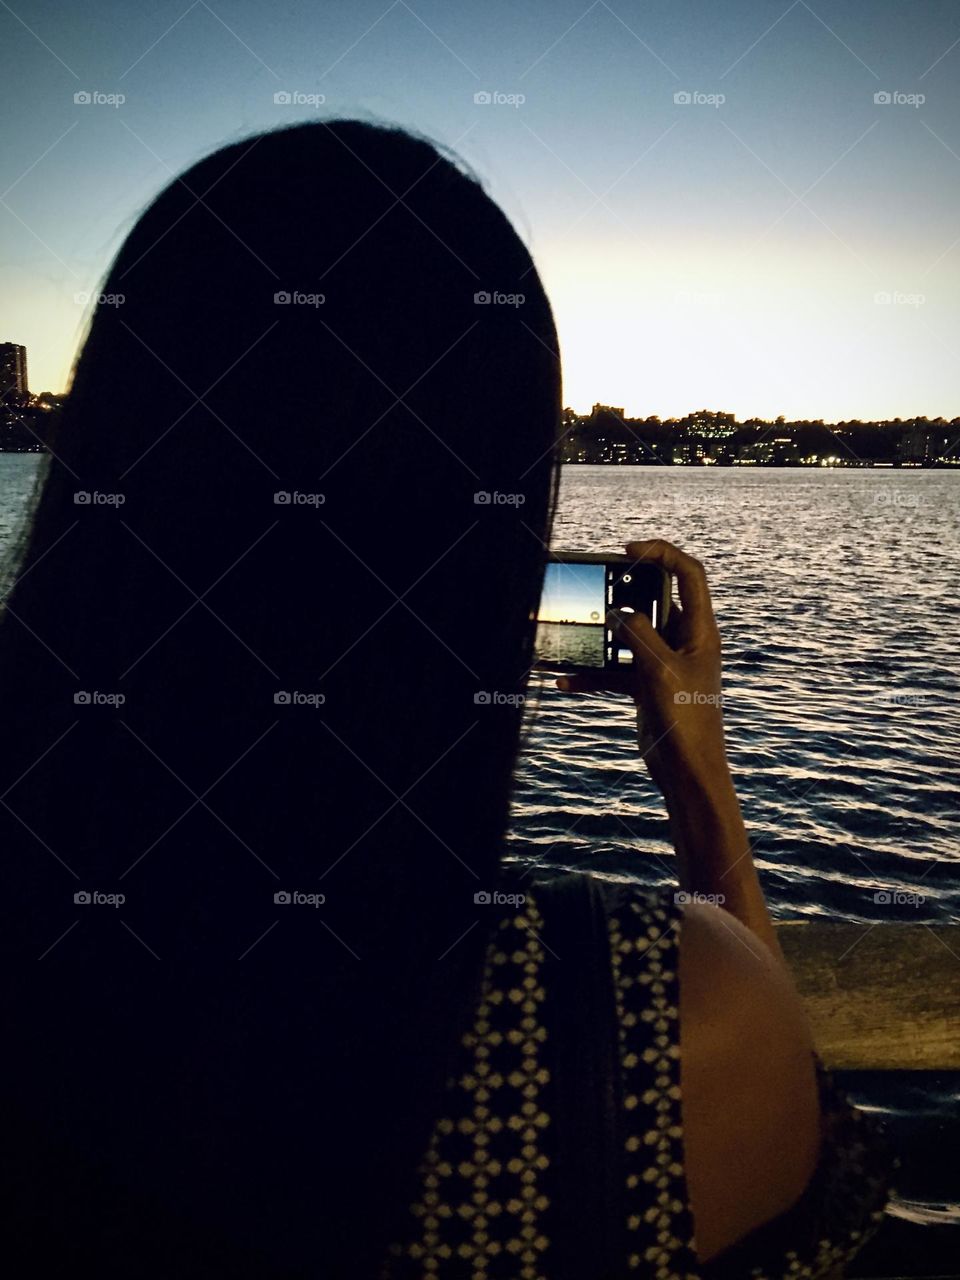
[534,620,605,668]
[0,455,40,589]
[0,457,957,920]
[510,466,960,924]
[0,455,956,1232]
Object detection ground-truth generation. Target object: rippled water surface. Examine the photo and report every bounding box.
[509,465,960,923]
[1,454,958,1228]
[1,456,957,921]
[0,455,39,564]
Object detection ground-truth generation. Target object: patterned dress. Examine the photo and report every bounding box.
[383,879,897,1280]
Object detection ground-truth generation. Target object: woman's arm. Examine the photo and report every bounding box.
[560,541,822,1261]
[559,537,785,966]
[678,898,821,1263]
[662,769,785,965]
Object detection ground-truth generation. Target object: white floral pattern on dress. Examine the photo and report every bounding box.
[385,884,898,1280]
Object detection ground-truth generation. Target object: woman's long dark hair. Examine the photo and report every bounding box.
[0,119,560,1278]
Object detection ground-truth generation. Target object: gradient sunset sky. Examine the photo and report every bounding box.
[538,562,606,624]
[1,0,958,419]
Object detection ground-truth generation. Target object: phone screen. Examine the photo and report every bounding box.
[534,560,666,670]
[536,561,610,668]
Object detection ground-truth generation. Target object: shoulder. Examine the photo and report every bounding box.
[677,902,822,1265]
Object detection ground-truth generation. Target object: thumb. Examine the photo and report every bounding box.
[636,700,657,759]
[608,608,673,674]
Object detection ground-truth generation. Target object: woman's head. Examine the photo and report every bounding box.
[0,119,559,1273]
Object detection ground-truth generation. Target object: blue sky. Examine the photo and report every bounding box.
[538,561,606,623]
[2,0,959,418]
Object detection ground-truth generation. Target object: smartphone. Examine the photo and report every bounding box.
[534,552,671,672]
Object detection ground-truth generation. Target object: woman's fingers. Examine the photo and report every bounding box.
[624,539,718,645]
[554,608,675,694]
[553,540,717,702]
[663,602,685,648]
[609,608,677,679]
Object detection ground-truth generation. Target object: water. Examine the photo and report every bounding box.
[0,454,40,569]
[0,454,956,920]
[512,465,960,1248]
[511,465,960,925]
[535,620,606,667]
[1,454,957,1240]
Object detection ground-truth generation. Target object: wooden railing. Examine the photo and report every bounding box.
[775,922,960,1070]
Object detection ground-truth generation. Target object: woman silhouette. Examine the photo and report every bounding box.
[0,121,894,1279]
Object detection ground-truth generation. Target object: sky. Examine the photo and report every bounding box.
[538,562,605,623]
[1,0,959,420]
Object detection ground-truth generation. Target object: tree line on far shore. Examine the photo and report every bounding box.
[561,407,960,466]
[2,399,958,466]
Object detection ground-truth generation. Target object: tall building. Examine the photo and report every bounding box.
[0,343,28,403]
[591,403,625,421]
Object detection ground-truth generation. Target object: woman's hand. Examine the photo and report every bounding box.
[556,539,731,800]
[556,539,787,965]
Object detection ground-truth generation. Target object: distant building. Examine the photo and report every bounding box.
[672,440,709,465]
[0,342,28,403]
[736,436,800,465]
[686,411,737,439]
[897,428,949,464]
[590,403,625,421]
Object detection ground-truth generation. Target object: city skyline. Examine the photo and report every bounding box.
[5,340,958,427]
[1,1,959,418]
[3,342,958,464]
